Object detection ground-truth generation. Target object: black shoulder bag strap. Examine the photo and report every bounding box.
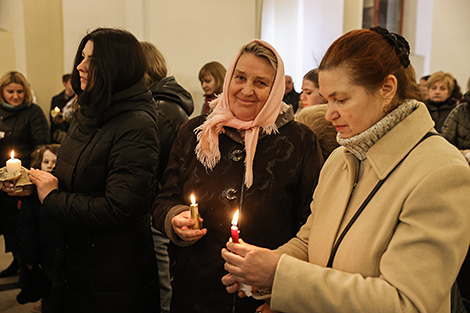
[326,132,440,268]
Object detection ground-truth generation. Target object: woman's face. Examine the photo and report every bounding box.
[2,83,25,106]
[41,149,57,173]
[320,68,388,139]
[228,53,275,121]
[428,80,450,102]
[76,40,94,91]
[299,79,325,109]
[201,74,217,96]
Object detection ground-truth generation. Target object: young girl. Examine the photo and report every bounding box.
[17,144,60,312]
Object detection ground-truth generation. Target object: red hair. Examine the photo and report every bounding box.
[319,29,421,108]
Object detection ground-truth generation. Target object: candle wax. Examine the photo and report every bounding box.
[6,158,21,174]
[231,225,239,243]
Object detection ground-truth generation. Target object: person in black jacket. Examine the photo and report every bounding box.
[0,71,50,278]
[49,74,74,143]
[425,71,457,132]
[141,41,194,313]
[4,28,160,313]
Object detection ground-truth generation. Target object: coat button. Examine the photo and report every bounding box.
[229,149,244,162]
[223,188,237,200]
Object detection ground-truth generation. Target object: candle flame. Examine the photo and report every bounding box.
[190,194,196,205]
[54,107,60,112]
[231,209,239,226]
[10,150,15,159]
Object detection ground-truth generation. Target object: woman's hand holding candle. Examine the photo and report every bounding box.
[171,210,206,242]
[221,240,280,294]
[28,168,59,203]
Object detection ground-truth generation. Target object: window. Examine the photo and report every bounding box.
[362,0,403,33]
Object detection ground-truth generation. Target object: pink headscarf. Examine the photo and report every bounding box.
[194,39,288,188]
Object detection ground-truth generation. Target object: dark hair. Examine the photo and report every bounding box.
[30,144,61,169]
[62,74,72,83]
[71,28,147,122]
[198,61,226,95]
[319,27,421,110]
[303,69,319,88]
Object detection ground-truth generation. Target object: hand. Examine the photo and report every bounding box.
[221,239,280,289]
[1,180,34,196]
[171,210,207,242]
[28,169,59,203]
[255,303,278,313]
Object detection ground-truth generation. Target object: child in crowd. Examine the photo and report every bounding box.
[17,144,60,312]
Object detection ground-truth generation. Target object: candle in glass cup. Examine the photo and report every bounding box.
[190,194,200,230]
[6,150,21,174]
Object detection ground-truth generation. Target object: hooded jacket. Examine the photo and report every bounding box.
[441,93,470,150]
[151,76,194,184]
[42,78,160,313]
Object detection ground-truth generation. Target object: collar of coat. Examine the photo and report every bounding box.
[342,101,436,180]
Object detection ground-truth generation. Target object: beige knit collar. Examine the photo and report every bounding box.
[337,100,420,160]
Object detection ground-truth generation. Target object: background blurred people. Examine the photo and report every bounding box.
[50,74,74,143]
[295,104,339,160]
[9,28,161,313]
[141,40,194,313]
[419,75,430,101]
[198,61,226,114]
[153,39,323,313]
[282,75,300,112]
[425,71,457,132]
[222,27,470,313]
[16,144,60,312]
[441,75,470,311]
[297,69,325,112]
[0,71,49,279]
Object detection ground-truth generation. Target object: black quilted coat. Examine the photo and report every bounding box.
[42,79,160,313]
[153,107,324,313]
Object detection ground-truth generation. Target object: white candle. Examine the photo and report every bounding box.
[6,150,21,174]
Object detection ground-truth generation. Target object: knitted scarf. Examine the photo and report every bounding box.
[337,99,420,160]
[194,39,288,188]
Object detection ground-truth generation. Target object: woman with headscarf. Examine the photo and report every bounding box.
[152,40,323,313]
[221,27,470,313]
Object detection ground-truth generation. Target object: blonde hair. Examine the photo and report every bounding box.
[295,104,339,160]
[0,71,34,106]
[141,41,168,88]
[427,71,455,92]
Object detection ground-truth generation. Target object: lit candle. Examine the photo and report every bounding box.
[229,209,252,296]
[190,194,200,230]
[6,150,22,174]
[231,209,240,243]
[51,106,61,118]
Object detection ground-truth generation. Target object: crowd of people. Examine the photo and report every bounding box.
[0,25,469,313]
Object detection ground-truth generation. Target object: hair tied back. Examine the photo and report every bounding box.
[370,26,410,69]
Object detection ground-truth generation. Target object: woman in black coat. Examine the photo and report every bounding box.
[0,71,50,277]
[5,28,161,313]
[152,40,323,313]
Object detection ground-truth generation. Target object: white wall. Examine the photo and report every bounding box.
[62,0,256,116]
[147,0,256,116]
[261,0,345,93]
[429,0,470,89]
[0,0,27,74]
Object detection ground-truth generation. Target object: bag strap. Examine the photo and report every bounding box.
[326,132,440,268]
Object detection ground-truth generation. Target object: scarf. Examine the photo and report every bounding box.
[337,99,420,160]
[2,101,28,111]
[194,39,288,188]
